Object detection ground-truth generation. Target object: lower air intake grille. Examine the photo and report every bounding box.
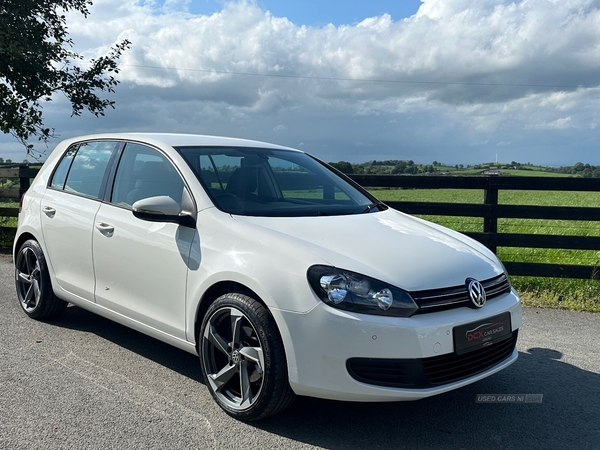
[347,331,518,389]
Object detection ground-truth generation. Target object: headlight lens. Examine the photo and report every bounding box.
[308,265,418,317]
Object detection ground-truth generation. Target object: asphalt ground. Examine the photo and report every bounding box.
[0,253,598,449]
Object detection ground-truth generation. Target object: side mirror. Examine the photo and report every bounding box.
[132,195,196,228]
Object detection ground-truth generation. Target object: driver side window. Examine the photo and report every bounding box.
[111,143,185,208]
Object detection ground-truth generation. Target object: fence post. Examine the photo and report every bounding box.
[19,165,30,198]
[483,176,498,254]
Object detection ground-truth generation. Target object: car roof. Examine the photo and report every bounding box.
[63,133,301,152]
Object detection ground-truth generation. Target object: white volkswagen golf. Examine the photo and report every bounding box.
[14,133,521,421]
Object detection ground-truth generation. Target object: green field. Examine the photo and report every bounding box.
[370,188,600,312]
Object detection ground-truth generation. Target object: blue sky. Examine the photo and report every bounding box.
[2,0,600,166]
[187,0,423,26]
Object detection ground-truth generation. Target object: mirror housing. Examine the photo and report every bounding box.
[132,195,196,228]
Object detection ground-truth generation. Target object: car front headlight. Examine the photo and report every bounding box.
[307,265,418,317]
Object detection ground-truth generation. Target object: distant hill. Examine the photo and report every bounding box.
[329,160,599,177]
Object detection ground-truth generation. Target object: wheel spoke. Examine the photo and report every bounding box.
[231,315,244,348]
[239,346,264,371]
[32,279,41,305]
[24,249,33,275]
[206,324,230,357]
[239,360,253,408]
[17,270,31,285]
[31,261,40,279]
[24,284,35,306]
[208,362,238,392]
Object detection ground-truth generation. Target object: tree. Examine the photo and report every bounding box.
[330,161,354,174]
[392,161,406,174]
[0,0,130,154]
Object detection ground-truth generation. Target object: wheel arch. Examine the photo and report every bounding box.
[194,281,267,352]
[13,232,38,261]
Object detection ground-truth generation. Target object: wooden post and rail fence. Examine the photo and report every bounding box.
[2,165,600,279]
[0,165,37,238]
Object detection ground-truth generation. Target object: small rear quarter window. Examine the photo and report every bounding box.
[50,146,77,190]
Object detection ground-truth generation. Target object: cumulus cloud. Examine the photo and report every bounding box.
[71,1,600,102]
[4,0,600,164]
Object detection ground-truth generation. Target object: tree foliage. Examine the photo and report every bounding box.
[330,159,439,175]
[329,161,354,174]
[0,0,130,153]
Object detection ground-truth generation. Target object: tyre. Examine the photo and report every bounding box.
[200,293,295,421]
[15,240,67,319]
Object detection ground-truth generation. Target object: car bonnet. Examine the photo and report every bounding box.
[234,208,503,292]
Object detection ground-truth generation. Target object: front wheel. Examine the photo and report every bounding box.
[15,240,67,319]
[200,293,295,421]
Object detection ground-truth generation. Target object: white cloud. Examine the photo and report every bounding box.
[5,0,600,165]
[70,0,600,107]
[533,117,574,130]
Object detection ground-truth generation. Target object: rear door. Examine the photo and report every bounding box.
[92,142,195,339]
[40,141,120,300]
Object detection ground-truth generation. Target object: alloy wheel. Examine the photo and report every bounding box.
[16,246,43,314]
[202,306,265,410]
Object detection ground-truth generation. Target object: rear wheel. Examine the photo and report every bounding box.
[200,293,295,421]
[15,240,67,319]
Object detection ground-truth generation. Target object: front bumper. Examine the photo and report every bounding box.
[273,288,521,402]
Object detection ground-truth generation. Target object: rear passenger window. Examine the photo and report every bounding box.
[64,142,116,199]
[49,141,118,200]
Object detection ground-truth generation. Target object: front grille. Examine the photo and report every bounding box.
[347,330,518,389]
[410,274,511,313]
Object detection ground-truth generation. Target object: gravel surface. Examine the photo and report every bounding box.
[1,253,598,449]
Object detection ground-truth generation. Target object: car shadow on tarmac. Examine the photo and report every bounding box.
[257,352,599,449]
[46,304,204,384]
[48,304,599,450]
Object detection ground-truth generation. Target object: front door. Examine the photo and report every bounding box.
[92,143,195,339]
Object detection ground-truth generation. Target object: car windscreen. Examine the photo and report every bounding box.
[174,146,381,217]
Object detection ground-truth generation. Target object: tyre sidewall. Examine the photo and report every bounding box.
[200,294,285,421]
[15,240,57,319]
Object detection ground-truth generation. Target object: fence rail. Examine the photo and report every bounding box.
[2,166,599,279]
[349,174,600,279]
[0,165,36,199]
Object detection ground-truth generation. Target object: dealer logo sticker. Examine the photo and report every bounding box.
[467,278,486,308]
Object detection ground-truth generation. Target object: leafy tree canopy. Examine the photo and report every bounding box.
[329,161,353,174]
[0,0,130,154]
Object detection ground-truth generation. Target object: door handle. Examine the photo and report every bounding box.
[42,206,56,217]
[95,223,115,234]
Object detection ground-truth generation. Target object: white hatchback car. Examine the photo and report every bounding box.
[14,133,521,421]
